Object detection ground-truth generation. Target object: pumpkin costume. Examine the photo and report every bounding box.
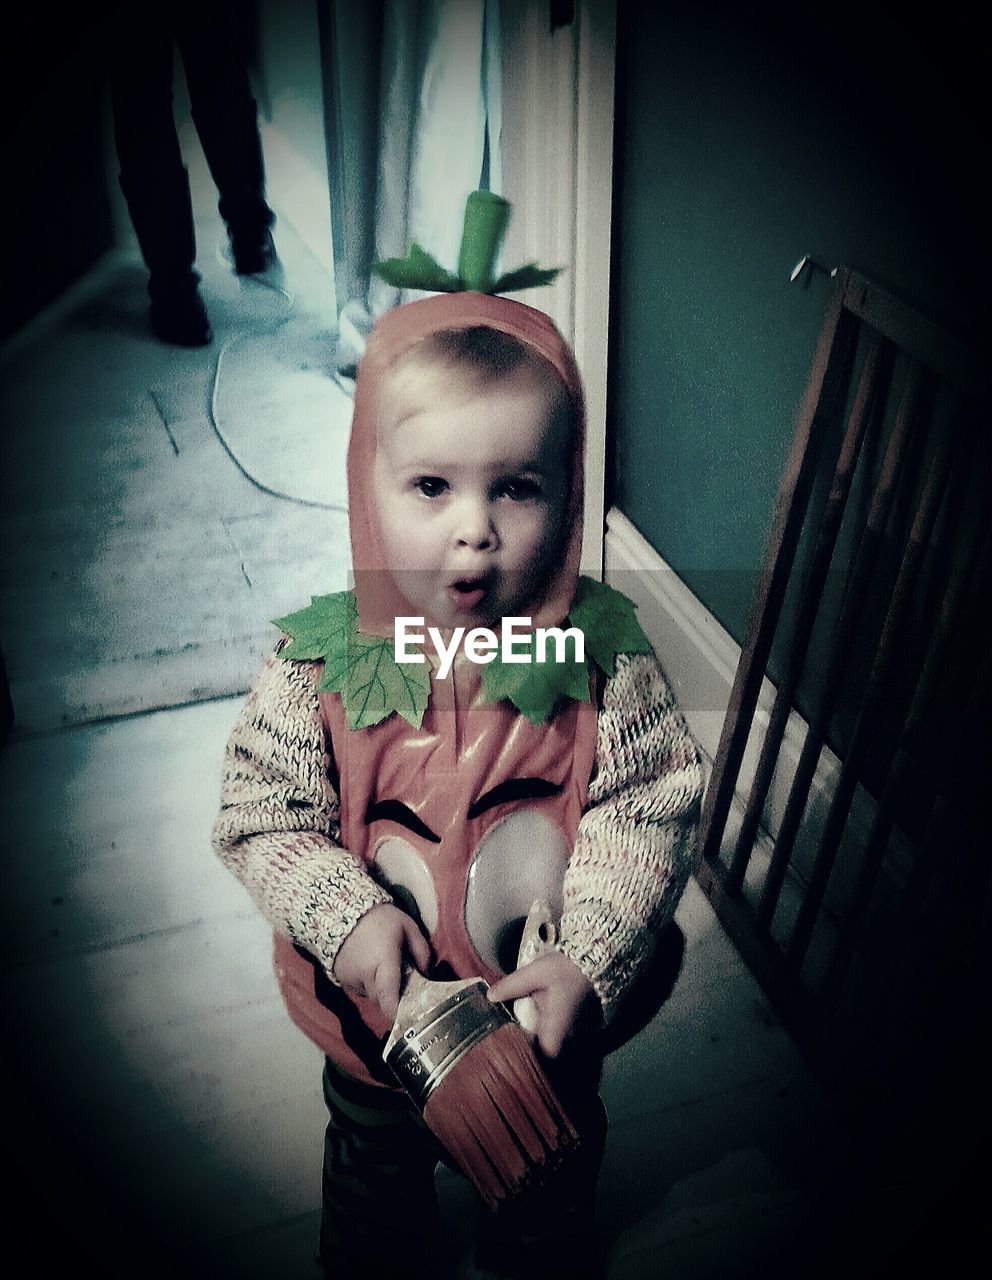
[211,194,703,1274]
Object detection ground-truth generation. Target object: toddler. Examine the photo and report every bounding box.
[212,289,703,1279]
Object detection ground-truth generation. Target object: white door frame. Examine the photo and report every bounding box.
[499,0,617,579]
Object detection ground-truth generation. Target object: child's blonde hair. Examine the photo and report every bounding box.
[378,325,575,451]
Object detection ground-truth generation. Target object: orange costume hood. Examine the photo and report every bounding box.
[347,290,587,635]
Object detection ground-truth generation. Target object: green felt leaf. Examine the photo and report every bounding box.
[321,631,432,731]
[371,243,462,293]
[481,630,591,724]
[272,592,356,662]
[274,591,430,730]
[567,576,652,678]
[489,263,563,295]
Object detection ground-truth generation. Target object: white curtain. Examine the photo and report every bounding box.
[325,0,503,379]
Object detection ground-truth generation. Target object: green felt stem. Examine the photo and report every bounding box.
[458,191,511,293]
[370,191,559,296]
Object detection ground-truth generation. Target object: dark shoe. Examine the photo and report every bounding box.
[230,227,278,275]
[148,287,212,347]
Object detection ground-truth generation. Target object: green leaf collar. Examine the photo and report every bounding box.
[273,577,651,731]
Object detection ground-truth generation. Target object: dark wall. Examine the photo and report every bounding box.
[608,1,984,648]
[2,12,116,342]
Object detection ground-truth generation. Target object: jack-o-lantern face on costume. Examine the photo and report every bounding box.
[272,293,597,1088]
[317,654,598,1058]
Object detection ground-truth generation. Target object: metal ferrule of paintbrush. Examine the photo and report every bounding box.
[383,973,514,1110]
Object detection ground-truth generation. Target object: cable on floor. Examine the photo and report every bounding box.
[206,237,350,513]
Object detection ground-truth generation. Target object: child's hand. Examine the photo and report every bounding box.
[487,953,600,1059]
[332,904,431,1021]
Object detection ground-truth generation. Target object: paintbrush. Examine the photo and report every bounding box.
[382,912,579,1212]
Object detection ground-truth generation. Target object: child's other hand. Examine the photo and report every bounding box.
[332,904,431,1021]
[487,953,600,1060]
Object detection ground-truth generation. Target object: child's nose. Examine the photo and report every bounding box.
[454,498,498,550]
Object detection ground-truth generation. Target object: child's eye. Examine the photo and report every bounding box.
[498,477,542,501]
[415,476,449,498]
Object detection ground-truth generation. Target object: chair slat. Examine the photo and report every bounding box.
[700,271,858,869]
[784,389,962,970]
[727,334,889,899]
[818,449,991,1007]
[755,362,929,928]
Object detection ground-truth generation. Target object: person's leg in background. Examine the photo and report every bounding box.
[109,8,212,346]
[174,0,277,276]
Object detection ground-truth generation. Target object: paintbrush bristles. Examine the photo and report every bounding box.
[422,1021,579,1211]
[383,967,580,1210]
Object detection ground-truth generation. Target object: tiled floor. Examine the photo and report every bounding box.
[1,160,843,1277]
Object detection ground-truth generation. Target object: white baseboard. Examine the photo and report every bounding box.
[604,507,877,924]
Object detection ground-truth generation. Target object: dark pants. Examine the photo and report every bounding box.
[109,0,273,298]
[319,1057,608,1280]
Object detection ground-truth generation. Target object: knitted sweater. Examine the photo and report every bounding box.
[211,648,703,1025]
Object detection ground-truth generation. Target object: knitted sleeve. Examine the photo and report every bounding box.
[210,653,393,978]
[556,650,704,1024]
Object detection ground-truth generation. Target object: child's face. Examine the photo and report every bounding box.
[373,367,570,629]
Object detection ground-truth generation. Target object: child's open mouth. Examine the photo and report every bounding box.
[446,577,490,613]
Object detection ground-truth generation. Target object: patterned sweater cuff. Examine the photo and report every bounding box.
[554,912,654,1024]
[287,850,394,980]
